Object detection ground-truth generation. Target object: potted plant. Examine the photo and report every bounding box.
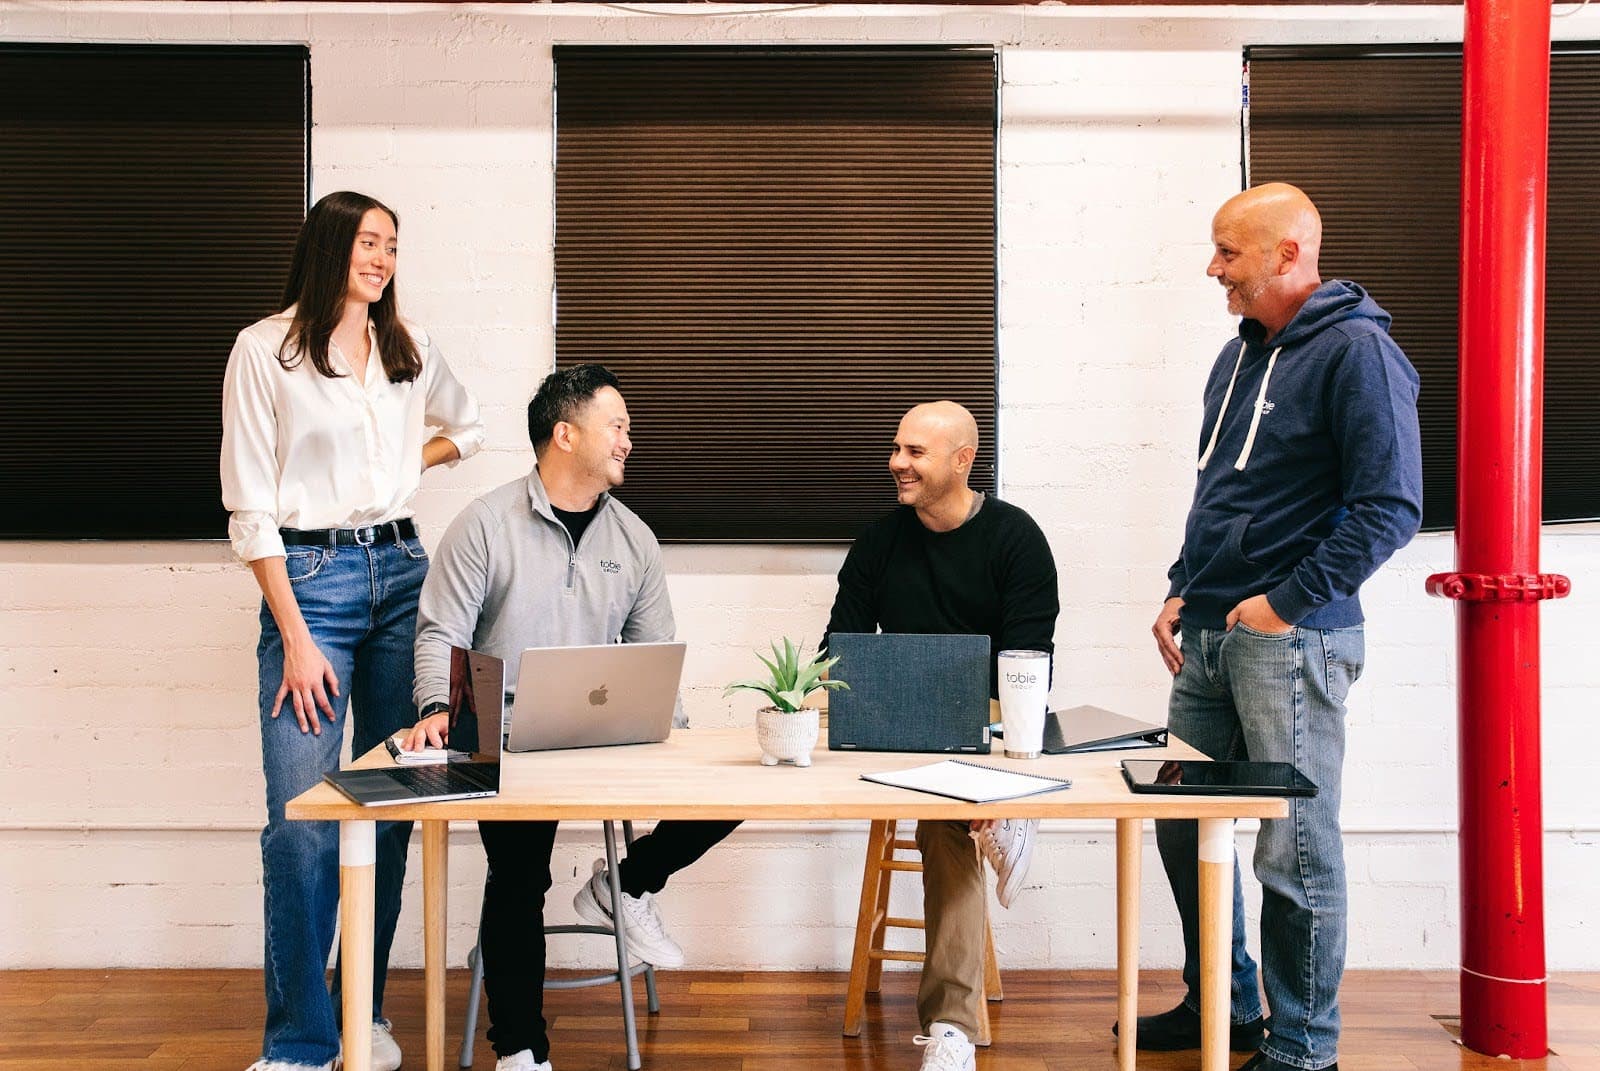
[724,638,848,767]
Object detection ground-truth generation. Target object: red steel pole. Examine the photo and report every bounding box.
[1427,0,1565,1057]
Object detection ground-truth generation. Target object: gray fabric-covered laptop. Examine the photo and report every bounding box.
[826,633,991,754]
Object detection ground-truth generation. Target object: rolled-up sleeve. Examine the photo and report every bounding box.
[423,338,484,465]
[220,331,285,562]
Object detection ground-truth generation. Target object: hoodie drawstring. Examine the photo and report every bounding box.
[1197,340,1246,470]
[1196,341,1282,472]
[1233,346,1282,471]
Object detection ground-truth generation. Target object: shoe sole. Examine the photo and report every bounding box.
[993,826,1035,909]
[1130,1039,1263,1053]
[1115,1026,1265,1052]
[995,863,1026,908]
[573,883,686,969]
[573,881,613,931]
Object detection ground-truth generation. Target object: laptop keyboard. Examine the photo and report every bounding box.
[396,764,495,796]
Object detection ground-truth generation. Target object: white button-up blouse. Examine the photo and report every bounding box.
[220,308,485,563]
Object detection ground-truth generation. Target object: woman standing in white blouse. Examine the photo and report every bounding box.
[221,191,483,1071]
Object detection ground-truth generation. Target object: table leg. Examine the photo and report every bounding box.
[340,820,376,1071]
[1116,818,1141,1071]
[1197,818,1232,1071]
[423,820,448,1071]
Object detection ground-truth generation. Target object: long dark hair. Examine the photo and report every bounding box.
[276,190,422,382]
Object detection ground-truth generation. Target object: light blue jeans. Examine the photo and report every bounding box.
[1155,623,1364,1071]
[256,534,428,1066]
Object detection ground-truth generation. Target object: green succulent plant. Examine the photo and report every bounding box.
[723,637,849,714]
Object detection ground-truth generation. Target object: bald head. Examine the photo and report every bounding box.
[1208,183,1324,336]
[901,401,980,455]
[891,401,981,530]
[1215,182,1322,269]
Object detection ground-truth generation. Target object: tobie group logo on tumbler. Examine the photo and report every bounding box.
[997,649,1050,758]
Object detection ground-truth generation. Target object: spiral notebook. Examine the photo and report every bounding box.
[861,759,1071,803]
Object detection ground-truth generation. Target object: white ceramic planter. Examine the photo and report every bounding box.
[755,706,819,767]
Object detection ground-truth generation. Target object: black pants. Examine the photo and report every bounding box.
[477,819,741,1060]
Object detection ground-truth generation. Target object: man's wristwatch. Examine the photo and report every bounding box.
[419,701,450,719]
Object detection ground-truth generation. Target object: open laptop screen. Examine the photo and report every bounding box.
[321,646,501,806]
[451,647,504,763]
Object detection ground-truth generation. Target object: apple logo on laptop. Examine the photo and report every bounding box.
[588,685,609,706]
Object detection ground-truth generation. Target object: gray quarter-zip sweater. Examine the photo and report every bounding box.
[412,465,681,724]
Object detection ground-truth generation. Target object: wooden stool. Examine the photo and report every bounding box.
[842,818,1002,1044]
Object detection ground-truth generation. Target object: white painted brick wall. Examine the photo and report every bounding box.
[1,0,1597,973]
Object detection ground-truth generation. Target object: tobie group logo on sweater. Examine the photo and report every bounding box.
[600,559,621,573]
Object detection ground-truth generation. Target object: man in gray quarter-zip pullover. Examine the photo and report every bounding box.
[407,365,737,1071]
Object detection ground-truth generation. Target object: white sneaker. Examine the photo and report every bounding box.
[371,1019,402,1071]
[315,1019,399,1071]
[914,1022,976,1071]
[572,858,686,968]
[973,817,1037,908]
[495,1050,552,1071]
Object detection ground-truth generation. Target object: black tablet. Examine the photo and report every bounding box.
[1121,759,1318,797]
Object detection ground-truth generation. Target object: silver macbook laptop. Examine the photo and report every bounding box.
[324,646,503,806]
[506,641,686,752]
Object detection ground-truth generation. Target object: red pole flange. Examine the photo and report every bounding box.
[1443,0,1560,1056]
[1425,572,1571,602]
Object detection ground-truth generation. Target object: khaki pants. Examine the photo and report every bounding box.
[914,819,986,1038]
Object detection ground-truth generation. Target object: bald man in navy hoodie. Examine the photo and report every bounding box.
[1130,185,1423,1071]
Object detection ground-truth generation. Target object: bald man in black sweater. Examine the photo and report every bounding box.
[823,401,1060,1071]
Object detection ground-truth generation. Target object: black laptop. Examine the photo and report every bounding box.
[324,646,502,806]
[826,633,991,753]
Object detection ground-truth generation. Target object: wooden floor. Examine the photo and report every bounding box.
[1,969,1596,1071]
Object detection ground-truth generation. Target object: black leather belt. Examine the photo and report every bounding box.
[279,519,418,547]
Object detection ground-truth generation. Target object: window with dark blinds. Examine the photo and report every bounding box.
[554,46,998,543]
[0,44,309,539]
[1246,43,1600,531]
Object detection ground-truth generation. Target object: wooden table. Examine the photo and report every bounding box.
[287,728,1287,1071]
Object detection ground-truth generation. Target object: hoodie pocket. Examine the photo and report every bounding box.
[1182,508,1258,588]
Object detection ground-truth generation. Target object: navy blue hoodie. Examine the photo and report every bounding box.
[1167,280,1423,630]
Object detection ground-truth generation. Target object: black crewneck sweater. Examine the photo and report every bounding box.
[823,496,1059,698]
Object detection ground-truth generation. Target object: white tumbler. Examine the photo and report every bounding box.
[997,649,1050,758]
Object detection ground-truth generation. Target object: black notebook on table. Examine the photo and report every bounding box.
[1041,705,1168,753]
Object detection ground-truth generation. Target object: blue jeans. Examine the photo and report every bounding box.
[257,534,428,1066]
[1155,623,1363,1071]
